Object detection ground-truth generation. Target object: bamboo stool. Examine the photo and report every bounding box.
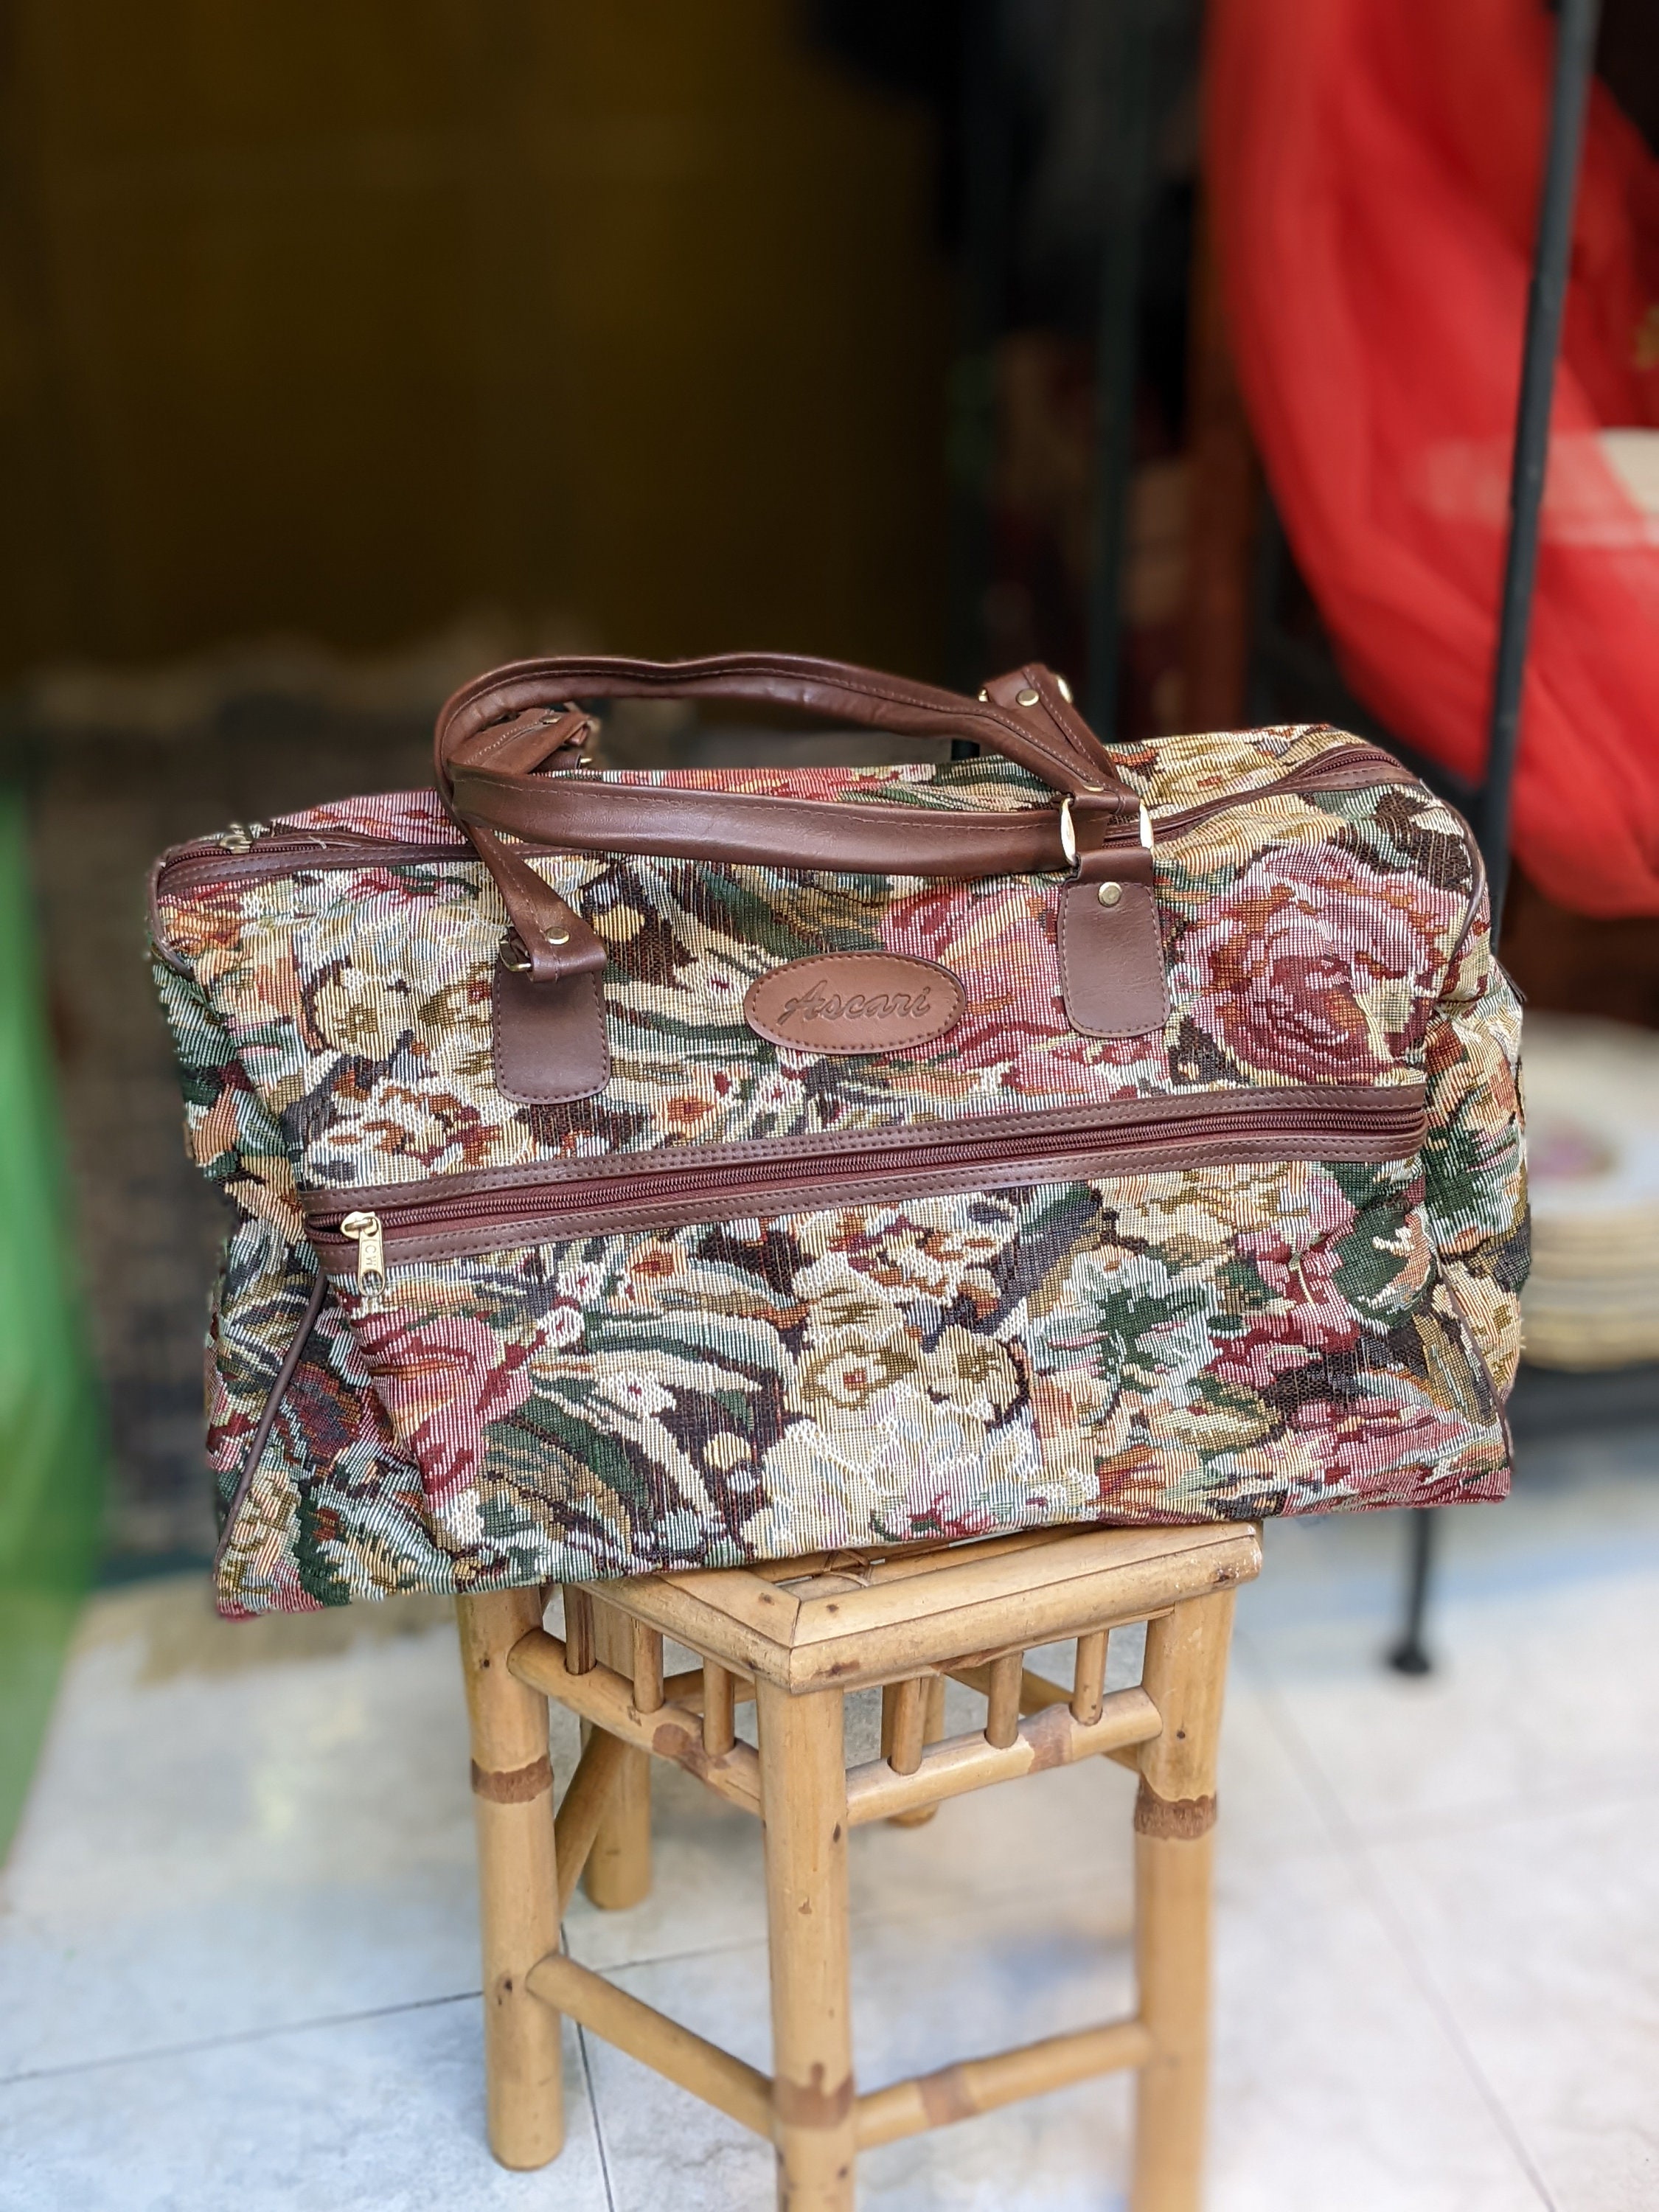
[456,1519,1261,2210]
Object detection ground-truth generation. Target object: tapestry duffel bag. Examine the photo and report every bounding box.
[149,653,1528,1618]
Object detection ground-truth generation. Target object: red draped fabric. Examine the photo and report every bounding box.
[1207,0,1659,914]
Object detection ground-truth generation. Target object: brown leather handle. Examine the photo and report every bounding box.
[435,651,1126,800]
[433,653,1134,983]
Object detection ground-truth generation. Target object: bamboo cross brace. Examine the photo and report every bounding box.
[552,1728,630,1917]
[526,1948,1150,2154]
[526,1952,774,2139]
[854,2016,1153,2148]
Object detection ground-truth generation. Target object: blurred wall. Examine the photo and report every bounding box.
[0,1,953,678]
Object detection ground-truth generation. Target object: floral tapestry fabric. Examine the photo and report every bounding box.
[153,726,1528,1615]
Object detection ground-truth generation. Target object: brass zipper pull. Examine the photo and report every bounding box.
[338,1211,386,1295]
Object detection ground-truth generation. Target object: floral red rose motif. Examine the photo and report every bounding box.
[1175,846,1452,1085]
[1211,1224,1363,1390]
[354,1309,538,1506]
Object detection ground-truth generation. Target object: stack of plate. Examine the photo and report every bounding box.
[1520,1013,1659,1371]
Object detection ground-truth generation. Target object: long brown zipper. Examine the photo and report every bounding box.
[302,1082,1427,1284]
[151,740,1416,903]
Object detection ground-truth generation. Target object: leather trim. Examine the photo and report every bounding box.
[1058,881,1169,1037]
[744,954,964,1054]
[493,963,611,1104]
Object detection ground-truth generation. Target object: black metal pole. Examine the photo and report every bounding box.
[947,0,1012,700]
[1389,0,1601,1679]
[1087,0,1158,738]
[1470,0,1602,933]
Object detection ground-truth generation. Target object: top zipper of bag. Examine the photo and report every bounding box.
[303,1082,1428,1284]
[150,740,1416,902]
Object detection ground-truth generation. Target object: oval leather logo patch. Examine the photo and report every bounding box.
[744,953,964,1056]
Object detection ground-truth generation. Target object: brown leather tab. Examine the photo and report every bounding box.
[1059,881,1167,1037]
[470,1753,554,1804]
[1134,1781,1217,1839]
[493,964,610,1104]
[470,821,608,985]
[744,954,964,1055]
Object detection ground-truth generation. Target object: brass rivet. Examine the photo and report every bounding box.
[1056,674,1074,703]
[1097,881,1124,908]
[1015,686,1040,707]
[547,929,571,946]
[977,686,989,701]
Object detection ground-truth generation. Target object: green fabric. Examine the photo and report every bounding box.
[0,788,106,1859]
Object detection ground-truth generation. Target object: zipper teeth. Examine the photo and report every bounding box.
[312,1095,1422,1239]
[156,745,1406,896]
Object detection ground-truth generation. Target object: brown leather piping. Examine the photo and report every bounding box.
[305,1137,1413,1265]
[149,741,1413,914]
[209,1264,329,1578]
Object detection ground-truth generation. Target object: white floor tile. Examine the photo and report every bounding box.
[1371,1795,1659,2212]
[0,2003,608,2212]
[1237,1460,1659,1840]
[0,1582,486,2076]
[1208,1848,1543,2212]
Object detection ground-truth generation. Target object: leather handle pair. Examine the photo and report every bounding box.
[433,653,1134,983]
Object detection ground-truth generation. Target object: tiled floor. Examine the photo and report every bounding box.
[3,1433,1657,2210]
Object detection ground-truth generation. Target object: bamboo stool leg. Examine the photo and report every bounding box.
[1130,1589,1237,2212]
[456,1587,563,2169]
[758,1680,855,2211]
[582,1594,653,1910]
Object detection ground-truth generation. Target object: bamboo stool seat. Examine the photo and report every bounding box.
[456,1518,1261,2210]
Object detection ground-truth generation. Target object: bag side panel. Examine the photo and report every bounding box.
[1418,900,1530,1398]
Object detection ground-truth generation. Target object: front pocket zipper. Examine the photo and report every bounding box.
[303,1082,1427,1284]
